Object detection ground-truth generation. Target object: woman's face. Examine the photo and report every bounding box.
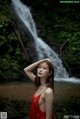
[37,62,50,79]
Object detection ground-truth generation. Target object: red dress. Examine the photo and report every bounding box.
[30,88,54,119]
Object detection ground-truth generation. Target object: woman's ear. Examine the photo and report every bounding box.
[51,71,52,74]
[49,71,52,76]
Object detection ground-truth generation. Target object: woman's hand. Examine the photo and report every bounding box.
[24,58,52,82]
[43,58,52,63]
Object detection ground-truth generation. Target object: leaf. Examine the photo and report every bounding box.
[0,36,6,46]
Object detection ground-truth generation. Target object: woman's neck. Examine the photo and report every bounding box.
[40,78,46,86]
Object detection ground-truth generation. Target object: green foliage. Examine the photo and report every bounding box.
[57,31,71,42]
[0,17,12,35]
[69,32,80,52]
[0,98,30,118]
[0,15,24,82]
[68,32,80,61]
[0,36,7,47]
[0,56,22,81]
[0,31,23,81]
[0,0,11,17]
[34,5,80,66]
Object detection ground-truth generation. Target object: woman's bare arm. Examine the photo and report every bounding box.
[45,88,53,119]
[24,59,49,82]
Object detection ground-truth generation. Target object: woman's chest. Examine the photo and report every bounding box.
[33,90,45,105]
[39,93,45,106]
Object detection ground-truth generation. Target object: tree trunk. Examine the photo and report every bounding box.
[13,27,29,62]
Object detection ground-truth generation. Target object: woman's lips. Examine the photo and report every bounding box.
[38,72,42,75]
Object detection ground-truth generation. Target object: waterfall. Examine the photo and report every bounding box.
[11,0,80,83]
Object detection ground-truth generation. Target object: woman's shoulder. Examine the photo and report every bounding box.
[45,87,53,95]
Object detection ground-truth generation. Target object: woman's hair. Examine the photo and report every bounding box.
[35,60,54,91]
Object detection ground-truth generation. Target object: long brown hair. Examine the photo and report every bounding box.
[35,60,54,91]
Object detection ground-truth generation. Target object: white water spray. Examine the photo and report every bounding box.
[12,0,80,83]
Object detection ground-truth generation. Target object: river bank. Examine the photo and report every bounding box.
[54,81,80,118]
[0,81,80,119]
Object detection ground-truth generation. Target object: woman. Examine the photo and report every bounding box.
[24,58,54,119]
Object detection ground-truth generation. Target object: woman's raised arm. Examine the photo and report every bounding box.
[24,59,49,82]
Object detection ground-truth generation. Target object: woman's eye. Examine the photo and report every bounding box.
[38,67,41,69]
[43,67,47,69]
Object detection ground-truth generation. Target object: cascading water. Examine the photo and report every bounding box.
[12,0,80,83]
